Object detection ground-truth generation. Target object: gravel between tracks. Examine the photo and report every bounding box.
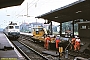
[18,36,47,53]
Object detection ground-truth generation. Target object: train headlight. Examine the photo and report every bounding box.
[8,32,11,35]
[17,31,20,35]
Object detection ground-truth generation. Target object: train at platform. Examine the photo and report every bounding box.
[3,22,20,39]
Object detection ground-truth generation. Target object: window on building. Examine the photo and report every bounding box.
[88,26,90,29]
[9,26,14,29]
[15,26,19,29]
[80,26,86,29]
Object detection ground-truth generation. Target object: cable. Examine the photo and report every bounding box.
[12,0,37,20]
[15,0,40,19]
[17,0,37,15]
[12,0,52,21]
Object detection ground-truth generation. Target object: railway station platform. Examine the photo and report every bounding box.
[20,32,33,36]
[0,32,24,60]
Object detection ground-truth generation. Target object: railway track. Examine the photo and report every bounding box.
[17,34,90,60]
[12,41,48,60]
[18,35,60,60]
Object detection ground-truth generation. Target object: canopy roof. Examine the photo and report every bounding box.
[0,0,24,9]
[36,0,90,23]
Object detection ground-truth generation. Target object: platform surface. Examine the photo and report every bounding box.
[0,32,24,60]
[20,32,33,36]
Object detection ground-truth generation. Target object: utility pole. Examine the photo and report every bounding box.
[27,2,28,17]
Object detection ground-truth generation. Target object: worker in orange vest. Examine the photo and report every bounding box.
[70,37,76,50]
[44,35,51,50]
[55,36,60,54]
[74,37,81,51]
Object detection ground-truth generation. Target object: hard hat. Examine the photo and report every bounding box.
[75,36,79,38]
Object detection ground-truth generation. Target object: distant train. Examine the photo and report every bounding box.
[3,22,20,39]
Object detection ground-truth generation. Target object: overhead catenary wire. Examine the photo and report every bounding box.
[13,0,51,17]
[16,0,37,16]
[17,0,39,16]
[11,0,37,20]
[15,0,52,17]
[12,0,53,22]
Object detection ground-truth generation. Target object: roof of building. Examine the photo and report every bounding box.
[36,0,90,23]
[0,0,24,9]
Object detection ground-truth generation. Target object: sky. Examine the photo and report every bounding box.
[0,0,78,28]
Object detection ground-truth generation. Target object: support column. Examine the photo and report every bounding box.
[50,21,53,35]
[60,23,62,36]
[72,20,74,38]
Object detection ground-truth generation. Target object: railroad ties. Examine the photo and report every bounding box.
[16,34,90,60]
[12,41,47,60]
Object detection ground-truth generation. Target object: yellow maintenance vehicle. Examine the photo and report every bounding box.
[31,26,55,43]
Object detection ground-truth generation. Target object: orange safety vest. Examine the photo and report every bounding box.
[45,37,51,46]
[71,38,76,45]
[56,39,60,48]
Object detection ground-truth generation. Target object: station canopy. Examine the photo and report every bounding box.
[36,0,90,23]
[0,0,24,9]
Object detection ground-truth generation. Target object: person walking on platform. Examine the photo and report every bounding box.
[55,36,60,54]
[74,37,81,51]
[44,35,51,50]
[70,37,76,50]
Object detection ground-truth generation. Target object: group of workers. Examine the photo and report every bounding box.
[44,35,81,52]
[44,35,60,50]
[70,36,81,51]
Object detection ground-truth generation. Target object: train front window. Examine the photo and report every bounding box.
[15,26,19,29]
[34,28,43,31]
[9,26,14,29]
[34,28,39,31]
[39,28,43,31]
